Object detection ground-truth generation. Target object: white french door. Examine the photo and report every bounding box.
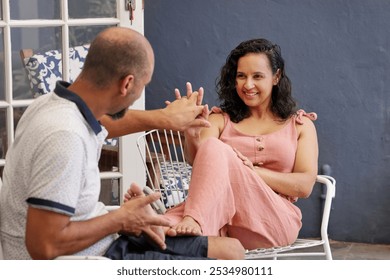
[0,0,146,205]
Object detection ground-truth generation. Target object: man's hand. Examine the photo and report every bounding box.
[119,183,171,250]
[163,82,211,131]
[184,103,210,138]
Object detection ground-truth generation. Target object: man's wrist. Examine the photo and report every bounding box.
[157,108,173,130]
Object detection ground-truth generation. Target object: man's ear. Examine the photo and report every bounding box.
[120,74,135,96]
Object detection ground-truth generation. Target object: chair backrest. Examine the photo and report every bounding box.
[136,129,192,210]
[20,45,90,98]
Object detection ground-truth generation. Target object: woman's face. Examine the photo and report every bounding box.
[235,52,279,109]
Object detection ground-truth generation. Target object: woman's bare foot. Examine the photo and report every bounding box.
[124,183,166,242]
[124,184,145,203]
[166,216,202,237]
[125,184,178,236]
[124,184,156,215]
[124,185,202,237]
[125,185,166,214]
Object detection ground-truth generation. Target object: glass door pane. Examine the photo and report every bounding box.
[13,107,27,131]
[10,0,60,20]
[12,27,62,100]
[69,25,113,47]
[69,0,116,18]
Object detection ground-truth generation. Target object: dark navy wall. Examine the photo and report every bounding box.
[144,0,390,244]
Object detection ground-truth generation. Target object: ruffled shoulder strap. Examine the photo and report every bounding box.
[294,109,317,125]
[210,106,223,114]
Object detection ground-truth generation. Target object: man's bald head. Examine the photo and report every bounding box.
[80,27,154,89]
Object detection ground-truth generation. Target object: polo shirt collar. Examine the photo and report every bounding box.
[54,81,102,135]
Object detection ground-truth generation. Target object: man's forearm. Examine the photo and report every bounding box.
[26,207,125,259]
[101,109,171,138]
[100,91,209,139]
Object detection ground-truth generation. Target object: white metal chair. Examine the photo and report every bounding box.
[136,129,336,260]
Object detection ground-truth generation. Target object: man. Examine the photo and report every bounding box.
[0,27,244,260]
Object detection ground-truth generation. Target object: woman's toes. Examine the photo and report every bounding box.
[166,227,177,237]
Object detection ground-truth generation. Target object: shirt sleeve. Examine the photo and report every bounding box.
[26,130,87,216]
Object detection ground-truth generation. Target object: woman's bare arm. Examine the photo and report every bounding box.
[253,117,319,198]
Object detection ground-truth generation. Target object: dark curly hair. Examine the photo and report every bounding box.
[216,38,296,123]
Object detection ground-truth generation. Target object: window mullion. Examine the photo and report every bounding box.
[61,0,70,82]
[3,0,14,145]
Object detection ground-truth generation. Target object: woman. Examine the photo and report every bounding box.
[164,38,318,250]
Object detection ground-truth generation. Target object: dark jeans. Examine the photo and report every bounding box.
[104,234,211,260]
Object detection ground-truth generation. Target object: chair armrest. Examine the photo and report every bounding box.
[316,175,336,242]
[105,205,120,212]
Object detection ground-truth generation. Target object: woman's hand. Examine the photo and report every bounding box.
[169,82,210,138]
[167,82,204,106]
[185,103,209,139]
[233,147,255,170]
[164,82,210,132]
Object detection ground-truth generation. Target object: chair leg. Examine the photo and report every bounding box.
[323,240,333,260]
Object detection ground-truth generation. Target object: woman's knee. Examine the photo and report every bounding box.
[198,138,232,156]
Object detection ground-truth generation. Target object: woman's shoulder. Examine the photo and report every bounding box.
[209,109,226,125]
[209,106,226,118]
[209,107,228,133]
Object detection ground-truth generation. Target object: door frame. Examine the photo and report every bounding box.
[0,0,146,202]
